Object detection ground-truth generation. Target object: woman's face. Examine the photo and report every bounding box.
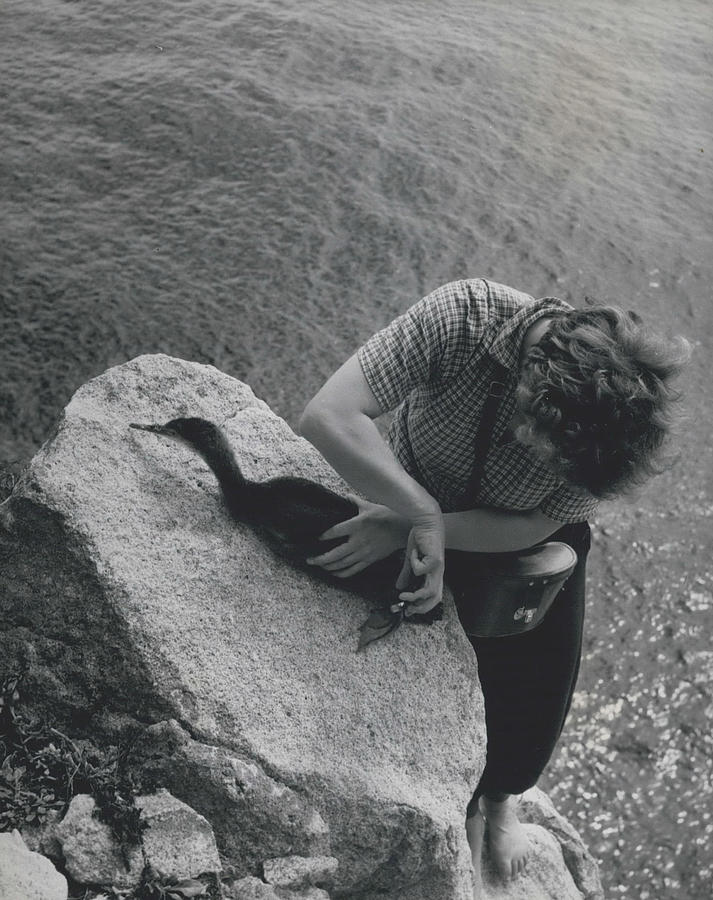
[512,374,558,464]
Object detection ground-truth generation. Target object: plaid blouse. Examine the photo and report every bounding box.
[358,278,599,522]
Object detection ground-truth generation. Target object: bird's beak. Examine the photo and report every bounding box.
[129,422,172,435]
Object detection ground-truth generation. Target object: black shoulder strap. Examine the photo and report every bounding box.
[460,376,508,508]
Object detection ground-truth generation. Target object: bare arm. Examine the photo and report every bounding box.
[443,506,564,552]
[300,355,438,517]
[299,354,444,612]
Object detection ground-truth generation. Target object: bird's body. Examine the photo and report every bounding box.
[129,417,407,604]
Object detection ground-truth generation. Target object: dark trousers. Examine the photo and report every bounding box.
[446,522,591,819]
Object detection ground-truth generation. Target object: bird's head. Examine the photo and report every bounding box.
[129,417,219,447]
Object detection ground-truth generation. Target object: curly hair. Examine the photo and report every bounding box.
[515,305,691,499]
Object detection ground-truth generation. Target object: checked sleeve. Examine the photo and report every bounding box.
[357,280,491,413]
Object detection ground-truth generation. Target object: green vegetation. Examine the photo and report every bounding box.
[0,464,19,503]
[0,671,143,846]
[0,672,227,899]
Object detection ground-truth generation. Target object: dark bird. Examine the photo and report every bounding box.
[129,417,439,644]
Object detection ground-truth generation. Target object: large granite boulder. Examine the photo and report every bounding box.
[0,354,602,899]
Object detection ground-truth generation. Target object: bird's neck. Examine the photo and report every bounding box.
[192,431,245,492]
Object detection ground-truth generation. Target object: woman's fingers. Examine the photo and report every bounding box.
[409,545,440,576]
[318,515,358,542]
[330,558,371,578]
[306,541,353,567]
[398,578,442,615]
[308,545,372,573]
[395,551,412,590]
[393,516,445,614]
[311,498,404,572]
[398,556,443,613]
[318,494,372,542]
[307,539,371,573]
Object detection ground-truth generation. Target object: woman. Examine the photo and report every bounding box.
[298,277,689,890]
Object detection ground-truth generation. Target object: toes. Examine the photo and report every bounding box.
[495,848,529,881]
[495,858,514,881]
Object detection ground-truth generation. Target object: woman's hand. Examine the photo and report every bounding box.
[395,514,446,616]
[306,495,410,578]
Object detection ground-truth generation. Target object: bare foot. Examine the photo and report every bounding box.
[465,810,485,898]
[480,795,530,881]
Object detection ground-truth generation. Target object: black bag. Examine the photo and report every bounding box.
[446,541,578,637]
[446,370,578,638]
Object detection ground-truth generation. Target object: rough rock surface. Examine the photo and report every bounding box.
[276,890,331,900]
[0,354,602,899]
[54,794,144,889]
[227,878,331,900]
[519,788,603,899]
[0,830,68,900]
[130,719,331,871]
[262,854,338,889]
[227,878,281,900]
[137,788,221,879]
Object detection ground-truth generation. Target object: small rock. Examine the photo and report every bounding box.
[226,876,280,899]
[263,855,338,889]
[275,889,331,900]
[54,794,144,889]
[0,829,68,900]
[226,878,331,900]
[137,788,221,880]
[21,809,64,859]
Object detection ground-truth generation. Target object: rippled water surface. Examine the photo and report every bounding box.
[2,1,712,896]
